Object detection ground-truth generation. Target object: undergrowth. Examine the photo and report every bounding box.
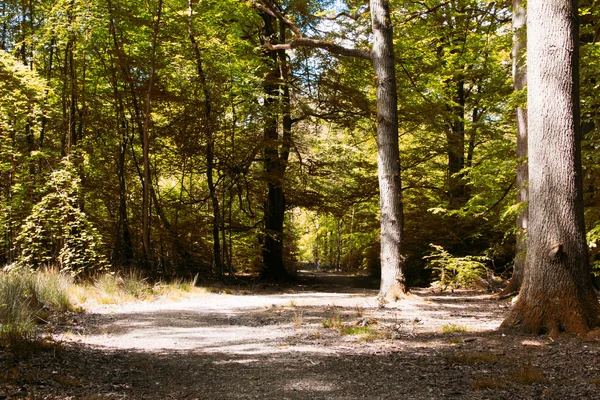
[0,267,201,349]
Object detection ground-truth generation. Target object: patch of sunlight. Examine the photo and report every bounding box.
[214,359,260,365]
[286,378,336,392]
[521,340,546,347]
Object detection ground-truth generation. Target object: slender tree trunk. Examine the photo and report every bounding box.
[502,0,599,335]
[501,0,528,296]
[371,0,406,300]
[141,0,163,267]
[188,0,221,276]
[447,79,467,209]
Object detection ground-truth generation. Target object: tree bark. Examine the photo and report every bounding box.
[502,0,599,335]
[371,0,406,300]
[500,0,528,296]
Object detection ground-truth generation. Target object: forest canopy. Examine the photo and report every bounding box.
[1,0,599,298]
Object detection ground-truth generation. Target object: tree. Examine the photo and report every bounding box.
[370,0,405,299]
[253,0,406,297]
[502,0,599,335]
[500,0,527,296]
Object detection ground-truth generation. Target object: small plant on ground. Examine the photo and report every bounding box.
[322,309,343,329]
[293,311,303,327]
[354,305,364,317]
[35,268,75,312]
[441,323,468,333]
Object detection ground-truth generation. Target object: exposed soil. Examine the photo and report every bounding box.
[2,271,600,399]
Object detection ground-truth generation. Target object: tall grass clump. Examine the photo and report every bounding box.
[0,268,75,347]
[35,268,75,312]
[90,270,151,304]
[0,272,37,346]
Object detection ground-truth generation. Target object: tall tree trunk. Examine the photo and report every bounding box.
[188,0,221,276]
[260,13,290,281]
[371,0,406,300]
[502,0,599,335]
[501,0,528,296]
[141,0,163,267]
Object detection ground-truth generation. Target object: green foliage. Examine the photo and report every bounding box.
[17,160,108,275]
[425,244,489,289]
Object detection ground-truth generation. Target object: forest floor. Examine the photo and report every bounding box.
[2,271,600,399]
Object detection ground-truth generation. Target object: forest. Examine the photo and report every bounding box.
[3,0,600,398]
[2,0,600,331]
[3,0,600,320]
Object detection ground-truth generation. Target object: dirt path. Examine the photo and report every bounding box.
[2,272,600,399]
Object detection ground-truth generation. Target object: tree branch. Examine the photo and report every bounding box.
[250,0,371,60]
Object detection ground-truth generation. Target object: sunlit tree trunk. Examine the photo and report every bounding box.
[371,0,406,300]
[502,0,599,335]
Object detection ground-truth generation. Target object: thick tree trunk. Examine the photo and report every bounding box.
[502,0,599,335]
[371,0,406,300]
[501,0,528,296]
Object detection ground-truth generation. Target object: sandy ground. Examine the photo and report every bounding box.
[2,272,600,399]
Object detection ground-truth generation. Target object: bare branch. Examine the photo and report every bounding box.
[250,0,371,60]
[264,37,371,59]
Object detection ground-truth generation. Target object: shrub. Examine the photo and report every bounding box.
[424,244,489,289]
[16,160,108,276]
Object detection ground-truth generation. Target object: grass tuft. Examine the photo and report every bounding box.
[441,323,468,333]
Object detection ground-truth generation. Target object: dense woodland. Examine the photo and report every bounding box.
[2,0,600,329]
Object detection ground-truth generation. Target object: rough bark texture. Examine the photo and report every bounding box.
[501,0,528,296]
[371,0,406,300]
[502,0,599,335]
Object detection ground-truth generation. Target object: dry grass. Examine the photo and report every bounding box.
[293,311,303,327]
[75,272,202,306]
